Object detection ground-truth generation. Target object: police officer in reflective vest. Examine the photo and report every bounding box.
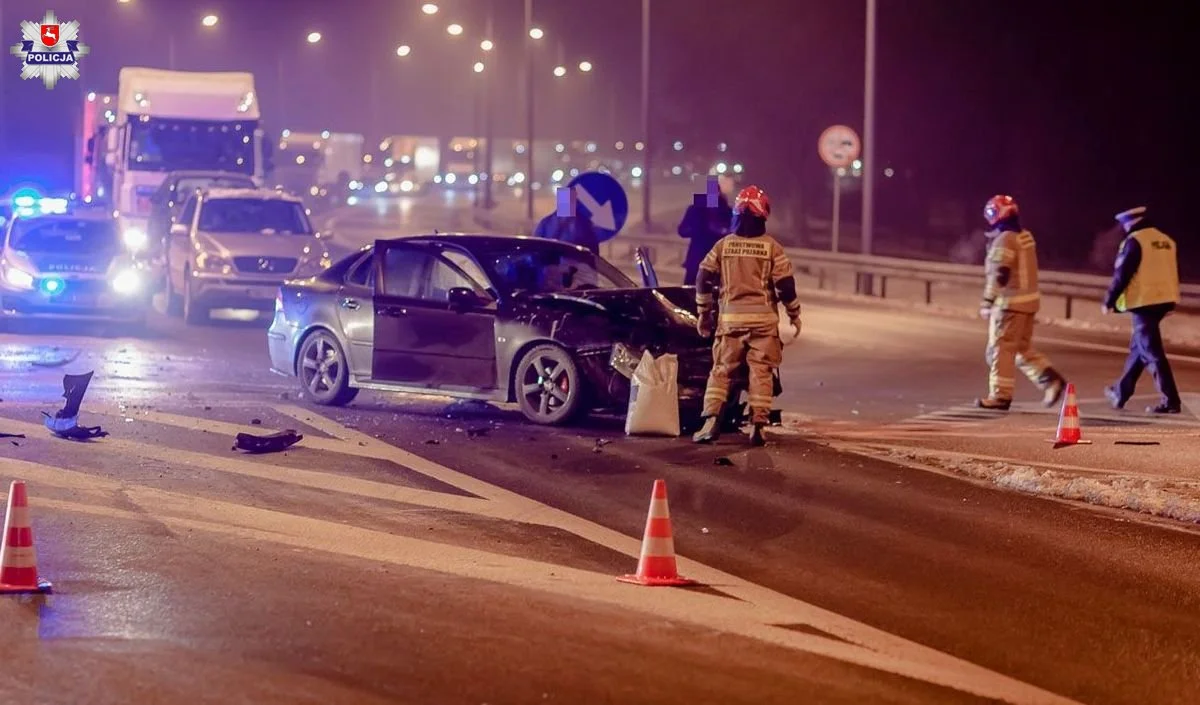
[1103,206,1182,414]
[976,195,1067,410]
[693,185,801,446]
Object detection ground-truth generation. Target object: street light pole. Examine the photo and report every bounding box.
[483,2,495,209]
[640,0,652,230]
[862,0,877,258]
[524,0,535,223]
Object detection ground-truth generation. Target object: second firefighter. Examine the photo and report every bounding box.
[976,195,1067,410]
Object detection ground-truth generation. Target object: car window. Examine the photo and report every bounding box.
[197,198,312,234]
[424,257,479,302]
[440,250,490,290]
[10,218,119,254]
[346,252,374,288]
[178,197,198,227]
[381,247,430,298]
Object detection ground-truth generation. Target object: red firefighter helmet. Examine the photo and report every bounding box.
[734,185,771,219]
[983,195,1019,226]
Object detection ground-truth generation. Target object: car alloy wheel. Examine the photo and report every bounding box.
[298,330,357,406]
[516,344,584,425]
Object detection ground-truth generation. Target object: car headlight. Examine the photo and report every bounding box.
[609,342,643,379]
[2,263,35,290]
[195,251,230,272]
[110,268,142,295]
[123,227,148,251]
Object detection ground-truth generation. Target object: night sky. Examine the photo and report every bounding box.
[0,0,1192,268]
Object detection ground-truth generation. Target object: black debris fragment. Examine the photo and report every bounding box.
[592,438,612,453]
[425,439,440,445]
[1114,441,1161,446]
[250,418,263,425]
[43,371,108,439]
[10,441,18,447]
[713,456,734,466]
[466,427,489,438]
[234,430,303,454]
[0,433,25,439]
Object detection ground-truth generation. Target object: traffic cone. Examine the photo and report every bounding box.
[1048,383,1091,446]
[0,481,53,594]
[617,479,696,587]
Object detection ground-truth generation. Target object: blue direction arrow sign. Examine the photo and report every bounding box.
[565,171,628,243]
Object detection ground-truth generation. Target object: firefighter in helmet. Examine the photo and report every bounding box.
[977,195,1067,410]
[693,185,801,446]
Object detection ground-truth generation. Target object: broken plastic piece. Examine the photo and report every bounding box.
[43,371,107,439]
[234,429,303,454]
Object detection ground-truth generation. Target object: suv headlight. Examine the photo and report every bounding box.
[195,251,231,272]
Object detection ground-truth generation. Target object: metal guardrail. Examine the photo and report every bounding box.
[606,234,1200,319]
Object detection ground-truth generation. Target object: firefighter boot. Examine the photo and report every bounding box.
[692,407,724,444]
[975,397,1011,410]
[1041,369,1067,408]
[748,423,766,447]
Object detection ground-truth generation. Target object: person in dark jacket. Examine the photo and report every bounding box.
[1102,206,1182,414]
[678,176,734,285]
[535,209,599,254]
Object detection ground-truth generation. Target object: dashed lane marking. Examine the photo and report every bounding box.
[0,403,1080,705]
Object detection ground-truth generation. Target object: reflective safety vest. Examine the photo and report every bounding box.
[984,229,1040,313]
[698,233,794,334]
[1117,228,1179,312]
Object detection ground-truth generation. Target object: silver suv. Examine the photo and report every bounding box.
[165,188,331,323]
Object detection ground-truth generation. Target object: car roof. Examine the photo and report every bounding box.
[167,170,255,180]
[395,233,594,255]
[200,187,303,203]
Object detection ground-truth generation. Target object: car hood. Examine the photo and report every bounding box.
[523,286,706,348]
[194,231,324,259]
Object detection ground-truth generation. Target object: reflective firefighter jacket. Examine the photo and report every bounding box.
[983,229,1040,314]
[697,233,800,335]
[1112,228,1180,312]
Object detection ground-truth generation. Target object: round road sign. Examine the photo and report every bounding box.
[818,125,861,168]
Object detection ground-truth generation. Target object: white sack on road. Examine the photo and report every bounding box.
[625,351,680,436]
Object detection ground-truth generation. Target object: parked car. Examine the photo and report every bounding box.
[0,210,151,327]
[165,187,332,323]
[143,170,257,254]
[267,234,712,426]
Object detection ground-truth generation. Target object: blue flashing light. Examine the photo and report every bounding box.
[12,188,40,209]
[40,276,64,295]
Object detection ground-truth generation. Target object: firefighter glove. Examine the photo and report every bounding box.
[697,310,716,338]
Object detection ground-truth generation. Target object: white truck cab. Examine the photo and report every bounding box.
[104,68,266,262]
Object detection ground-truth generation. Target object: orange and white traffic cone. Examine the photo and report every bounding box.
[1048,383,1091,446]
[617,479,696,587]
[0,481,53,594]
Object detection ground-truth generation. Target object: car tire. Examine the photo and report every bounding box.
[297,329,358,407]
[182,266,209,325]
[515,344,585,426]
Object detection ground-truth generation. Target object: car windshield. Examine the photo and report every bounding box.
[175,175,255,197]
[476,242,635,295]
[128,118,256,174]
[198,198,312,234]
[9,218,119,254]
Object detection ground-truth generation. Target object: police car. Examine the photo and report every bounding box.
[0,209,152,327]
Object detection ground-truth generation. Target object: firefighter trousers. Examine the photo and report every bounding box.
[986,309,1053,401]
[702,326,782,425]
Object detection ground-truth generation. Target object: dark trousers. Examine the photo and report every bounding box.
[1116,307,1180,405]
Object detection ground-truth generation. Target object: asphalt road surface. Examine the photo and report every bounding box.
[1,195,1198,705]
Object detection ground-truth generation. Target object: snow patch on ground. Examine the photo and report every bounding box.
[883,448,1200,525]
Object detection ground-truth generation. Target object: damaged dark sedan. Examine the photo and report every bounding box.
[267,234,712,425]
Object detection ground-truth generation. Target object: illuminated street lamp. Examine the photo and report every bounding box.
[201,14,218,28]
[552,65,566,78]
[306,31,322,44]
[480,39,494,52]
[473,61,485,74]
[422,3,439,14]
[396,44,411,57]
[578,60,592,72]
[528,27,544,40]
[447,24,463,36]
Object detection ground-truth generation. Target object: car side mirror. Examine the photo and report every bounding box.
[169,223,188,238]
[447,287,482,309]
